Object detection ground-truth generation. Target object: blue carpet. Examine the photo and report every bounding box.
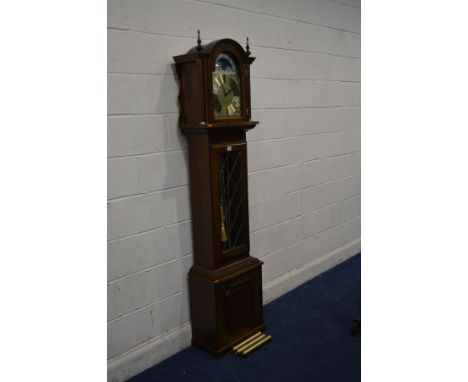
[129,254,361,382]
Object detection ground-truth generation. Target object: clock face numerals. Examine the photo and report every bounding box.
[213,74,241,118]
[213,53,242,119]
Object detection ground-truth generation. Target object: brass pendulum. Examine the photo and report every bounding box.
[220,205,228,242]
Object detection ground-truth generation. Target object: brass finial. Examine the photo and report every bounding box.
[197,29,202,51]
[246,37,251,56]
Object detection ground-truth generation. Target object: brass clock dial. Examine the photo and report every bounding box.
[213,53,242,119]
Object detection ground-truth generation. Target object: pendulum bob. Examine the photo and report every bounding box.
[220,205,228,243]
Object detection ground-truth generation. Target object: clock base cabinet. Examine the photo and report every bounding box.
[188,257,264,356]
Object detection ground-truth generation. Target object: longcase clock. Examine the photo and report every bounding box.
[173,35,265,356]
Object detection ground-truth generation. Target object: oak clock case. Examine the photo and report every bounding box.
[173,37,264,356]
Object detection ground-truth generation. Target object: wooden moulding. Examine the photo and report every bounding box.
[180,121,258,132]
[190,256,263,284]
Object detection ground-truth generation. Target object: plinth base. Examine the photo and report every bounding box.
[189,256,265,356]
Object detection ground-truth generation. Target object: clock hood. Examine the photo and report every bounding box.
[185,38,255,64]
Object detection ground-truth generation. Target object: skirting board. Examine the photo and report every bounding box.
[107,238,361,382]
[263,238,361,304]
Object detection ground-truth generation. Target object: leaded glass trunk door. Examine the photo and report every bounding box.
[211,142,250,265]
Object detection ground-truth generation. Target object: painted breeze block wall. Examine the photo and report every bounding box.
[107,0,360,380]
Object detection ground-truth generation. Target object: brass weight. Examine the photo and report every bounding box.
[232,332,262,353]
[241,334,272,356]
